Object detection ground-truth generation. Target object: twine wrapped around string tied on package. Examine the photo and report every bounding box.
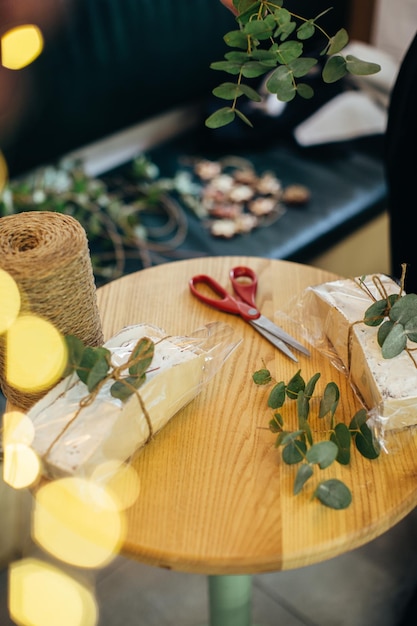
[0,211,104,410]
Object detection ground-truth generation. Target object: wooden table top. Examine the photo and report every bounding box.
[96,256,417,575]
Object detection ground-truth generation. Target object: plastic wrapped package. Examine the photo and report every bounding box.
[286,274,417,437]
[27,322,241,478]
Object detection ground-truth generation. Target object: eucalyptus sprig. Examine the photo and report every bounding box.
[253,368,380,509]
[207,0,381,128]
[360,266,417,360]
[63,334,155,403]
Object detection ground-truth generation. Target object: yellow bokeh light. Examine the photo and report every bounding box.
[3,442,41,489]
[6,314,67,392]
[91,460,141,511]
[9,557,98,626]
[0,151,8,193]
[3,410,34,446]
[33,477,125,569]
[1,24,44,70]
[0,269,20,334]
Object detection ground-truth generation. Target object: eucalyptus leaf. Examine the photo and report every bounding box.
[297,389,310,422]
[269,413,283,433]
[282,439,306,464]
[286,369,305,399]
[212,82,245,100]
[297,21,315,41]
[380,323,407,359]
[294,463,314,494]
[306,440,338,469]
[346,55,381,76]
[224,30,249,49]
[377,320,394,347]
[210,60,242,75]
[355,423,380,459]
[304,372,321,398]
[349,408,367,431]
[319,381,339,418]
[326,28,349,55]
[205,108,236,129]
[76,346,110,388]
[405,315,417,343]
[268,381,286,409]
[314,479,352,509]
[110,374,145,401]
[330,423,351,465]
[276,40,303,64]
[63,334,85,376]
[239,84,263,101]
[241,61,272,78]
[389,293,417,325]
[252,368,272,385]
[297,83,314,99]
[244,15,275,40]
[322,55,347,83]
[364,298,390,326]
[235,109,254,127]
[128,337,154,377]
[289,57,317,77]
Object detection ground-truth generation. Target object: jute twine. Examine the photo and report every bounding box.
[0,211,104,409]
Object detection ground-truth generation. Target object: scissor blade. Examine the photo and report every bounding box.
[249,321,299,362]
[251,315,311,357]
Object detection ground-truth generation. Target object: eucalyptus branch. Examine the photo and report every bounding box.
[253,368,379,509]
[207,0,381,129]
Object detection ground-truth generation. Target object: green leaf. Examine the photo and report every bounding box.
[349,408,367,431]
[110,374,146,401]
[234,0,262,24]
[297,21,315,41]
[377,320,394,346]
[304,372,321,398]
[306,440,338,469]
[319,381,339,418]
[326,28,349,55]
[82,350,109,392]
[269,413,283,433]
[223,29,249,49]
[289,57,317,78]
[322,55,347,83]
[210,60,242,75]
[389,293,417,325]
[381,323,407,359]
[282,439,306,464]
[268,381,286,409]
[235,108,254,127]
[225,50,250,63]
[239,83,263,101]
[294,463,314,494]
[405,315,417,343]
[364,298,391,326]
[128,337,154,377]
[252,368,272,385]
[297,83,314,99]
[241,61,271,78]
[299,417,313,446]
[297,390,310,422]
[275,40,303,64]
[77,346,110,390]
[346,55,381,76]
[314,479,352,509]
[355,423,380,459]
[205,108,236,129]
[243,15,275,40]
[212,82,245,100]
[63,334,85,376]
[330,423,351,465]
[286,369,305,399]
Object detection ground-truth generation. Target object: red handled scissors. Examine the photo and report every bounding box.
[189,266,310,362]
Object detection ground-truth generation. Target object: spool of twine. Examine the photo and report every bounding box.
[0,211,104,409]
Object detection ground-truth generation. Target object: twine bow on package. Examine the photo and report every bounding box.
[283,273,417,448]
[0,211,241,478]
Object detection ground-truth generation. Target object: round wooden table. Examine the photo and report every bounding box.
[96,256,417,625]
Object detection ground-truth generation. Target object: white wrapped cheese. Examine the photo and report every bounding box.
[28,322,240,478]
[303,275,417,432]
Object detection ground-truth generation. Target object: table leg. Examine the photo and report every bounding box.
[208,574,256,626]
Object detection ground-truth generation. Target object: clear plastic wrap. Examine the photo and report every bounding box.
[278,274,417,446]
[27,321,241,478]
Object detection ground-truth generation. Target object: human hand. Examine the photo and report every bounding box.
[219,0,238,15]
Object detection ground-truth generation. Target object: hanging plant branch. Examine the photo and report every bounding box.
[207,0,381,128]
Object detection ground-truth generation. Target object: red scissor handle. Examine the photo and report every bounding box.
[189,273,260,321]
[229,266,258,307]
